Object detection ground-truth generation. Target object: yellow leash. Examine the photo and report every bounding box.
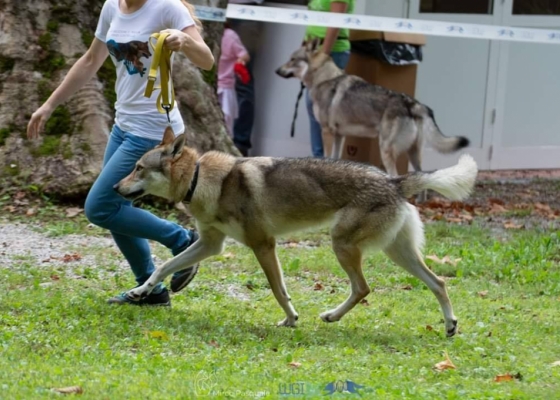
[144,32,175,123]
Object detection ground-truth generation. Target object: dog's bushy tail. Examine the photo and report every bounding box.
[397,154,478,200]
[415,105,470,154]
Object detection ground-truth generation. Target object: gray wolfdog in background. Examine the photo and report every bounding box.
[115,126,478,337]
[276,38,469,177]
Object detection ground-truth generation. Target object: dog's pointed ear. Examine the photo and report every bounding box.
[305,38,315,52]
[160,126,175,146]
[170,133,186,159]
[313,37,323,52]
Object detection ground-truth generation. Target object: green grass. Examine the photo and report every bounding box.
[1,218,560,399]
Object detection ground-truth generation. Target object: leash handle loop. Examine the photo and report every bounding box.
[144,32,175,118]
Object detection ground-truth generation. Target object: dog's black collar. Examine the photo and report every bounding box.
[184,162,200,204]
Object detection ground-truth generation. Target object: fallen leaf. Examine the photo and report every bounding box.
[245,281,255,291]
[313,282,324,291]
[148,331,168,340]
[494,372,522,382]
[65,207,83,218]
[551,361,560,367]
[6,205,16,213]
[26,208,36,216]
[477,290,489,298]
[445,217,463,224]
[286,242,299,248]
[487,331,492,337]
[434,351,456,371]
[503,221,523,230]
[360,298,370,306]
[52,386,83,395]
[208,340,220,348]
[288,361,302,368]
[426,255,462,267]
[489,203,507,214]
[488,197,505,206]
[426,325,434,331]
[534,203,551,212]
[401,285,413,290]
[329,288,336,294]
[222,252,235,259]
[50,274,60,281]
[14,191,26,200]
[62,253,82,263]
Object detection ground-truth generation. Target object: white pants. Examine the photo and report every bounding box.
[218,87,239,137]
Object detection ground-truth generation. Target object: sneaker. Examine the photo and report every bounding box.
[170,229,200,293]
[107,287,171,307]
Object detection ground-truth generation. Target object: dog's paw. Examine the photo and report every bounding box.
[277,315,298,328]
[446,319,458,337]
[319,310,341,323]
[126,287,147,302]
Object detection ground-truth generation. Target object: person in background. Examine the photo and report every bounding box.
[227,0,264,156]
[305,0,355,158]
[218,22,250,137]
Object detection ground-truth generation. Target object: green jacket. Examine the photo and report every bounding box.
[305,0,355,53]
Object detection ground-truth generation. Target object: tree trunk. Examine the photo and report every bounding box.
[0,0,233,199]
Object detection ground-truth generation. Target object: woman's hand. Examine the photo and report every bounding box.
[161,29,191,52]
[27,102,55,140]
[26,38,109,140]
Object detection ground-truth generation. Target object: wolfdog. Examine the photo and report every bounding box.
[115,127,478,337]
[276,39,469,177]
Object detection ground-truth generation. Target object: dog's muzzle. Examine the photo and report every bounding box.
[113,183,145,200]
[275,68,293,79]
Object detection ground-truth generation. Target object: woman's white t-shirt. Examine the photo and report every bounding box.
[95,0,195,140]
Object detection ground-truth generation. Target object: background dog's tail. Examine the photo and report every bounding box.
[415,105,470,154]
[396,154,478,200]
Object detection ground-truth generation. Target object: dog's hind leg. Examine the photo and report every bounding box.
[383,206,458,337]
[408,142,427,202]
[331,134,345,160]
[380,143,399,176]
[127,227,226,301]
[252,239,299,327]
[320,238,370,323]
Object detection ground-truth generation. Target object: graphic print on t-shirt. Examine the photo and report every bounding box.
[106,39,151,77]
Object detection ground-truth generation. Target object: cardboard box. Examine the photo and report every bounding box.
[332,30,426,175]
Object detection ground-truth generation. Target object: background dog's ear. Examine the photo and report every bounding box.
[305,38,315,52]
[305,37,323,53]
[170,133,187,159]
[313,37,324,52]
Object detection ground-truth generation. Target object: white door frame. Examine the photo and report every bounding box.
[408,0,505,171]
[490,0,560,169]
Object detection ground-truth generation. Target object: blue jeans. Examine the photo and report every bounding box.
[84,125,192,286]
[306,51,351,158]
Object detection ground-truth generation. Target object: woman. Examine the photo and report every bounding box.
[305,0,355,158]
[218,22,250,138]
[26,0,215,306]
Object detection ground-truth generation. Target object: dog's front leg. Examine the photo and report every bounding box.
[127,229,226,301]
[252,240,299,327]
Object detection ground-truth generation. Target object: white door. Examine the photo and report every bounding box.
[409,0,503,171]
[491,0,560,169]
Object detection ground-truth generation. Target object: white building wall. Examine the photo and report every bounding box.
[249,1,560,171]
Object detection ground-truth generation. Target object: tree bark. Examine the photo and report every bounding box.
[0,0,233,199]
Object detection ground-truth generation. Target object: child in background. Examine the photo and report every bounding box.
[218,24,250,138]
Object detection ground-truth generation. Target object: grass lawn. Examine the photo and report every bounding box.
[1,212,560,399]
